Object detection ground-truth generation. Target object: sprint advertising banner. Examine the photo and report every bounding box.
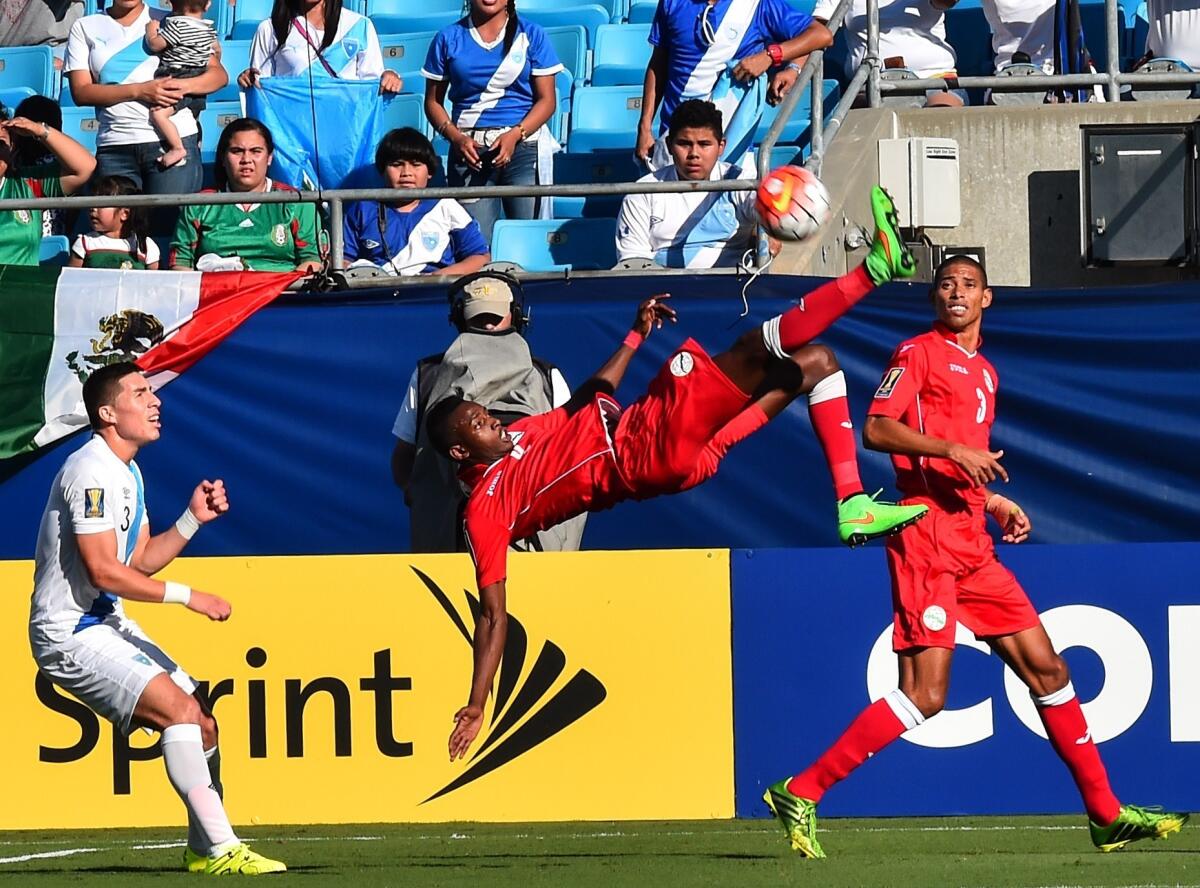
[0,551,734,828]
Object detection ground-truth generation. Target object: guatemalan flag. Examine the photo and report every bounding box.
[244,79,389,190]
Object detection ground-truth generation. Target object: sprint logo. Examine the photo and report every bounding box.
[410,567,607,801]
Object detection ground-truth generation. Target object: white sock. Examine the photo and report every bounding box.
[808,370,848,406]
[161,725,238,856]
[187,746,225,855]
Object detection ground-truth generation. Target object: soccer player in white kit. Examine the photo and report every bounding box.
[30,362,285,876]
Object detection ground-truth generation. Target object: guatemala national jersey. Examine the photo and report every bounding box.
[868,323,998,512]
[615,161,756,268]
[650,0,812,132]
[422,17,563,129]
[249,10,384,80]
[65,7,200,147]
[343,198,488,275]
[31,436,149,650]
[0,176,64,266]
[461,399,629,589]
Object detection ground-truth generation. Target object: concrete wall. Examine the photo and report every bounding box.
[773,101,1200,287]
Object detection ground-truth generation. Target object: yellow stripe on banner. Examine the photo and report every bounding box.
[0,551,733,827]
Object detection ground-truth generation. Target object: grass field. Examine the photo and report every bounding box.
[0,816,1195,887]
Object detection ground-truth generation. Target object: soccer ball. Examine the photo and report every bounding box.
[755,165,832,242]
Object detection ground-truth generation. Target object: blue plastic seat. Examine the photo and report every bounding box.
[552,151,644,218]
[0,86,35,115]
[379,30,438,91]
[627,0,656,24]
[39,235,71,268]
[592,23,651,86]
[381,92,430,137]
[229,0,273,41]
[197,101,243,163]
[520,4,610,47]
[545,24,588,85]
[213,39,253,102]
[0,46,55,97]
[520,0,624,24]
[366,0,460,15]
[567,84,657,152]
[754,79,841,145]
[59,107,102,153]
[154,0,231,39]
[491,218,618,271]
[371,10,460,36]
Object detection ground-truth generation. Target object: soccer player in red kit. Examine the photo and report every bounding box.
[429,187,930,760]
[762,255,1190,857]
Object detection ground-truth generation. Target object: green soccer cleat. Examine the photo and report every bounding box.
[184,847,207,873]
[203,843,287,875]
[863,186,916,285]
[763,779,826,858]
[838,491,928,547]
[1090,805,1190,852]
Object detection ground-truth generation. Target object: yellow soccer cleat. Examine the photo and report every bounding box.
[203,842,287,875]
[184,847,207,873]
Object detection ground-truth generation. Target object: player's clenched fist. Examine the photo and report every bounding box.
[449,704,484,761]
[633,294,677,338]
[187,590,232,621]
[190,479,229,522]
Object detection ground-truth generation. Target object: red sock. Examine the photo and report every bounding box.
[773,267,874,354]
[1036,685,1121,825]
[787,693,915,803]
[807,371,863,500]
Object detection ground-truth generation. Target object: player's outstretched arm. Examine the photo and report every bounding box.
[134,479,230,575]
[562,295,677,415]
[449,579,508,761]
[863,415,1009,487]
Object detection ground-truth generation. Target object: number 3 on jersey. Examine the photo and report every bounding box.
[975,387,987,424]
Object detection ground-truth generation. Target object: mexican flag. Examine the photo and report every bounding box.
[0,265,302,459]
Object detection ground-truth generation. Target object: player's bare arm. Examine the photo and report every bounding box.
[863,415,1008,487]
[983,489,1031,543]
[76,529,231,621]
[562,295,677,415]
[449,578,507,761]
[134,479,229,574]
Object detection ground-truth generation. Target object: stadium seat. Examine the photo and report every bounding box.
[544,25,588,86]
[381,92,430,137]
[627,0,656,24]
[520,4,610,47]
[518,0,624,24]
[491,218,618,271]
[366,0,460,16]
[379,31,438,93]
[59,107,102,153]
[0,86,35,115]
[229,0,273,40]
[213,39,252,102]
[1078,0,1126,76]
[552,151,644,218]
[783,0,818,13]
[567,84,658,152]
[0,46,55,98]
[154,0,230,40]
[198,101,243,163]
[38,236,70,268]
[592,23,651,87]
[754,79,841,145]
[368,0,461,35]
[943,0,995,77]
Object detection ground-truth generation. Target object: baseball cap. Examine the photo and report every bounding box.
[461,274,516,322]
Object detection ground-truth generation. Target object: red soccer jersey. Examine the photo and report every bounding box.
[867,322,999,511]
[460,396,628,589]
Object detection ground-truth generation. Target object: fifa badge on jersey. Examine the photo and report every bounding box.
[84,488,105,518]
[874,367,905,399]
[421,231,441,251]
[271,224,287,246]
[342,38,360,57]
[16,209,30,224]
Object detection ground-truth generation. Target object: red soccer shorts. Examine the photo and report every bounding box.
[613,338,750,496]
[886,500,1040,651]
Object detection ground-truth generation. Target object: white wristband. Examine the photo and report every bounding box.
[163,581,192,605]
[175,508,201,540]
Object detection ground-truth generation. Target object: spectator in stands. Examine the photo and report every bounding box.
[0,112,96,266]
[422,0,564,244]
[170,118,322,272]
[343,127,490,276]
[65,0,228,194]
[11,96,68,238]
[816,0,967,107]
[69,175,160,269]
[392,269,584,554]
[618,99,771,269]
[1142,0,1200,73]
[972,0,1055,77]
[237,0,402,93]
[144,0,219,170]
[635,0,833,170]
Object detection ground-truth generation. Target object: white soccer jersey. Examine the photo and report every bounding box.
[249,10,384,81]
[815,0,957,79]
[31,435,149,651]
[616,161,757,269]
[64,7,199,148]
[1145,0,1200,67]
[981,0,1056,72]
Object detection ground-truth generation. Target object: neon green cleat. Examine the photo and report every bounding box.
[203,843,287,875]
[763,779,826,858]
[184,847,207,873]
[863,186,916,285]
[838,491,928,547]
[1090,805,1190,852]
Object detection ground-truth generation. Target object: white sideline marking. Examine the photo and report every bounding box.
[0,835,382,866]
[0,847,99,864]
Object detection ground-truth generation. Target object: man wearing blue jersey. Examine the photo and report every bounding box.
[635,0,833,169]
[343,127,490,276]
